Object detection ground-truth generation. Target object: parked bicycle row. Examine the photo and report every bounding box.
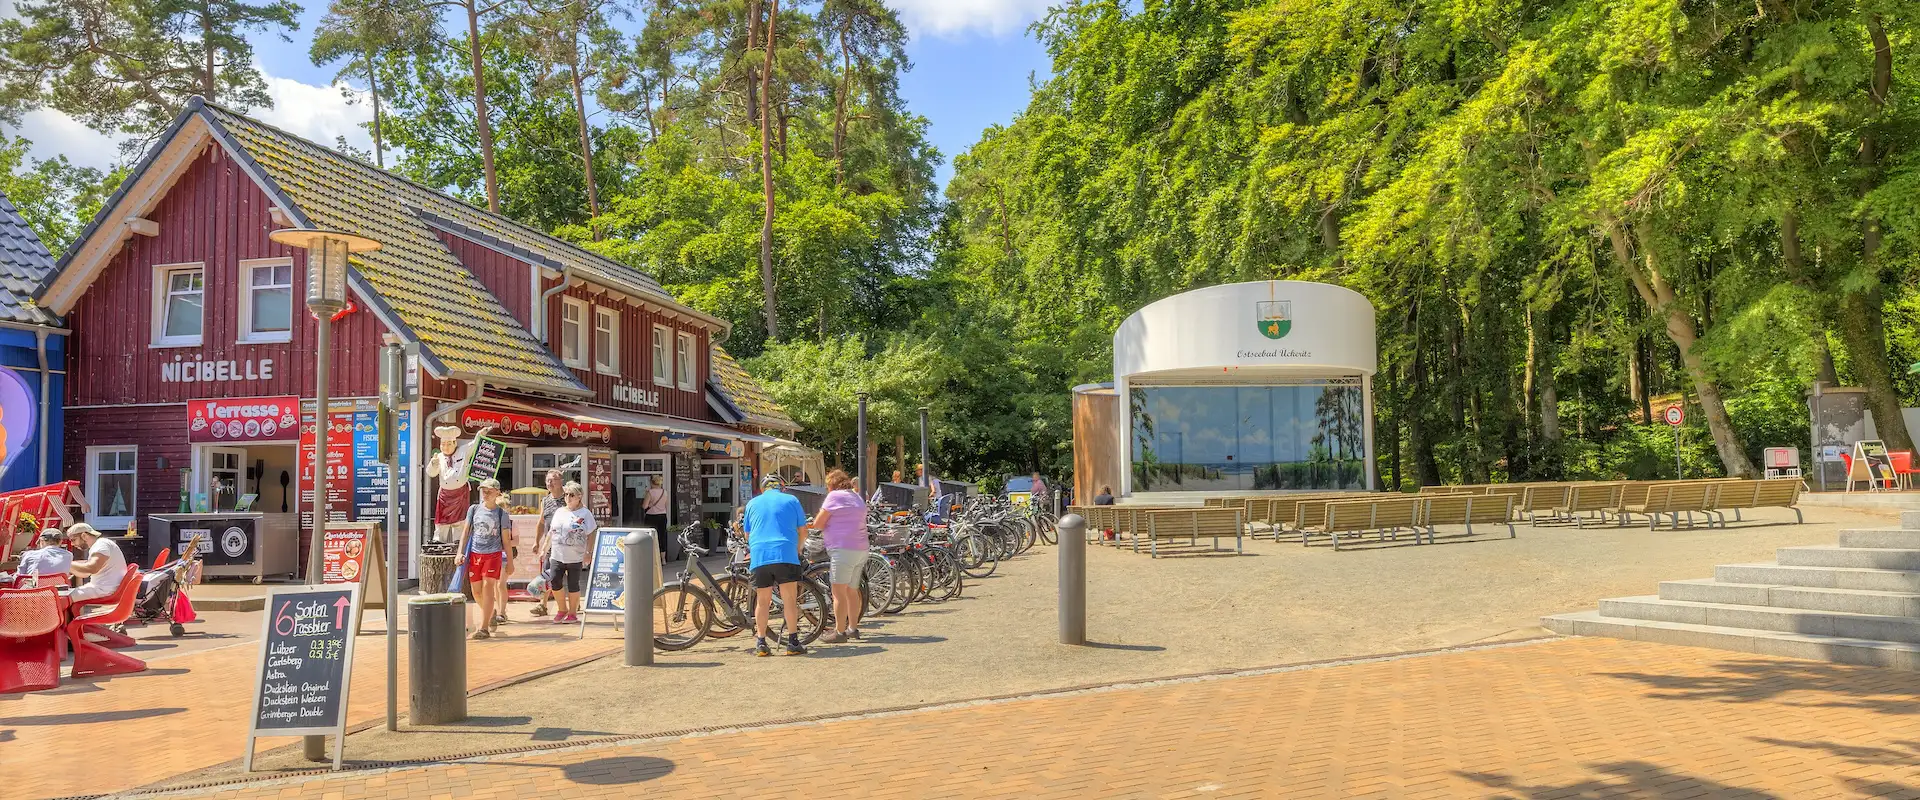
[649,472,1057,655]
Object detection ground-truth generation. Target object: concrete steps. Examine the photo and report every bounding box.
[1543,516,1920,670]
[1543,610,1920,670]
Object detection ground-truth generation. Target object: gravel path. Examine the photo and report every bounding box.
[181,504,1892,781]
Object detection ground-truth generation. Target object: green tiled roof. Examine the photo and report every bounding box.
[710,346,798,432]
[206,106,623,395]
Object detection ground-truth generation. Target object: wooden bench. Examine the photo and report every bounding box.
[1418,485,1488,495]
[1067,505,1114,543]
[1140,508,1245,557]
[1706,479,1804,524]
[1520,484,1571,524]
[1107,506,1188,548]
[1621,481,1716,529]
[1301,497,1426,550]
[1420,494,1515,539]
[1553,483,1624,527]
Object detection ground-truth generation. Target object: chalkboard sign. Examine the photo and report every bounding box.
[579,527,660,639]
[467,435,506,483]
[244,584,361,771]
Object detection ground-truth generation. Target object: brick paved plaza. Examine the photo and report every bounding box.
[154,637,1919,800]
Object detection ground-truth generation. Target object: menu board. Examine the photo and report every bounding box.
[586,451,614,520]
[244,584,360,771]
[580,528,629,615]
[352,410,382,519]
[320,525,371,584]
[467,435,506,483]
[299,409,356,529]
[1855,440,1898,488]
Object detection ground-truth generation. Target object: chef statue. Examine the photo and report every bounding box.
[425,424,493,545]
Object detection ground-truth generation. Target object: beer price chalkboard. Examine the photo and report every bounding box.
[244,584,361,771]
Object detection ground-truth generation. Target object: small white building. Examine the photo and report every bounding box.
[1074,281,1378,501]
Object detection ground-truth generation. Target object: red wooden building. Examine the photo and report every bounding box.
[38,99,798,577]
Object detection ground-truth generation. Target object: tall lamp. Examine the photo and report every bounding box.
[268,228,381,583]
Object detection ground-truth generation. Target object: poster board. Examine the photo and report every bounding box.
[243,583,361,771]
[318,522,387,632]
[1852,440,1899,491]
[577,527,662,639]
[585,451,615,520]
[467,435,506,484]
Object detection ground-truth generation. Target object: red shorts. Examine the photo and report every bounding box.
[466,551,503,582]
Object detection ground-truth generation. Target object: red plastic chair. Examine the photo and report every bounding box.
[16,572,69,590]
[66,574,146,677]
[1891,452,1917,490]
[0,586,65,692]
[150,547,171,571]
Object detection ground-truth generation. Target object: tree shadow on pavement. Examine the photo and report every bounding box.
[1751,737,1920,769]
[0,707,186,726]
[1457,761,1780,799]
[1085,641,1165,652]
[806,645,886,659]
[497,755,675,785]
[1596,659,1920,716]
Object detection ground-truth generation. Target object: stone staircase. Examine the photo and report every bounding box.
[1542,512,1920,670]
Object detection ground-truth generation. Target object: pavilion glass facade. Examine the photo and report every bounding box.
[1130,382,1366,491]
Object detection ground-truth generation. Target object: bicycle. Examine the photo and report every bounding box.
[651,523,828,651]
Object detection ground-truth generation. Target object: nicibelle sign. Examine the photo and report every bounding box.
[161,356,276,383]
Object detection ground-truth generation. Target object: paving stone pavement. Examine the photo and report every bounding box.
[4,624,617,800]
[170,637,1920,799]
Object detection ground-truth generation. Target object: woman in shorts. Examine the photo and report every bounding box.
[809,469,868,643]
[544,481,596,623]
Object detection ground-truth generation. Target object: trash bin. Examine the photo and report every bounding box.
[408,593,467,725]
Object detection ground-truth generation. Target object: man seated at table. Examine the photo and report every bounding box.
[65,523,130,604]
[1,528,72,587]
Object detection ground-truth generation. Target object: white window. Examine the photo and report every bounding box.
[239,258,294,342]
[87,446,138,530]
[151,263,205,346]
[676,332,697,390]
[593,306,619,374]
[559,298,588,368]
[529,450,584,489]
[651,324,672,385]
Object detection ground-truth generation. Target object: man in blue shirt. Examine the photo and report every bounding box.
[742,475,808,656]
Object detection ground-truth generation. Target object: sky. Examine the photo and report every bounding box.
[7,0,1057,192]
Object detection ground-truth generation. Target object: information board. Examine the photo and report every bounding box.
[244,584,361,771]
[1853,440,1898,490]
[580,528,629,616]
[585,451,614,519]
[467,435,506,483]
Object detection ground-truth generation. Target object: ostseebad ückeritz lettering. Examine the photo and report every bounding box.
[1237,348,1312,359]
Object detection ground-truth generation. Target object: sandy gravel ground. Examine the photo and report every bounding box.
[180,504,1894,781]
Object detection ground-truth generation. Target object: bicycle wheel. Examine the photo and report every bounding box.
[925,548,963,602]
[707,575,754,638]
[1037,513,1058,545]
[860,553,894,618]
[956,533,998,579]
[651,583,713,651]
[882,554,919,614]
[769,578,827,645]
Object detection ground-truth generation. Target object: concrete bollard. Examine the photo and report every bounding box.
[625,531,656,666]
[408,593,468,725]
[1057,513,1086,645]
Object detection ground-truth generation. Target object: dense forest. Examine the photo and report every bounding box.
[4,0,1919,489]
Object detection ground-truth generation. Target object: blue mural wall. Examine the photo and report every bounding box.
[0,327,66,491]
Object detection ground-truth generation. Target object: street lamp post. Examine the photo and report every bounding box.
[856,392,870,497]
[918,407,930,488]
[269,228,381,760]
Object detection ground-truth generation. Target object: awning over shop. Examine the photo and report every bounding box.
[471,395,777,445]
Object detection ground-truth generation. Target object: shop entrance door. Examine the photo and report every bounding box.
[205,447,247,511]
[698,460,737,550]
[617,455,668,528]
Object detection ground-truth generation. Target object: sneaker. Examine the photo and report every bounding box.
[471,629,490,640]
[552,614,572,624]
[783,634,807,656]
[530,605,549,617]
[848,628,863,640]
[755,638,772,657]
[820,630,849,644]
[562,613,579,623]
[493,614,507,626]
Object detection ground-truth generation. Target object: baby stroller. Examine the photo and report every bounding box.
[132,533,203,637]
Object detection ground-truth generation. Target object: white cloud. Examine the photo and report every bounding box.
[256,75,379,156]
[886,0,1058,38]
[13,108,124,172]
[6,73,379,172]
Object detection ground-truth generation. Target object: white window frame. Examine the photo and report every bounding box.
[237,257,295,344]
[593,306,620,375]
[199,445,249,512]
[150,262,206,347]
[676,332,697,390]
[651,324,672,386]
[559,297,589,369]
[86,445,139,530]
[528,448,586,489]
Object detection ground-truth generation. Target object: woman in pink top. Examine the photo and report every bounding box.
[810,469,868,643]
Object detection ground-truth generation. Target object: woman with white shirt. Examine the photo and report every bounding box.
[544,482,597,623]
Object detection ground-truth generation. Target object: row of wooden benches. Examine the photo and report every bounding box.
[1409,478,1804,528]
